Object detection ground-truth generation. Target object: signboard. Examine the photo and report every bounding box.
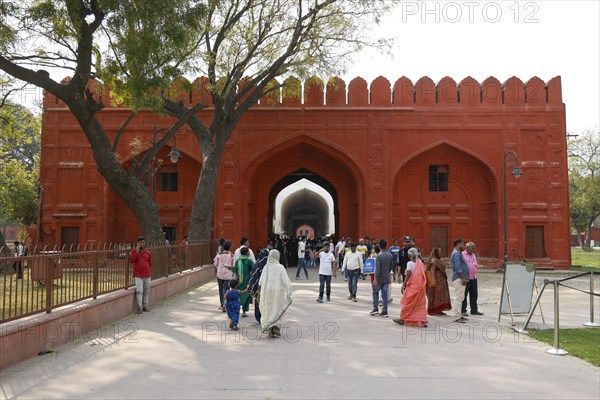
[363,258,376,274]
[499,263,537,315]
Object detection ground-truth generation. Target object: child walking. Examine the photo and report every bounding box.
[224,279,249,330]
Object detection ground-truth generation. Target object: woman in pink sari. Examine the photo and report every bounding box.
[394,247,428,327]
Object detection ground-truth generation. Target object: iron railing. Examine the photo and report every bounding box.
[0,241,216,323]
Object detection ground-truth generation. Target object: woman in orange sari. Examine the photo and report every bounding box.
[394,247,428,327]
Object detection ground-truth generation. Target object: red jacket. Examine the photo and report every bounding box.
[130,249,152,278]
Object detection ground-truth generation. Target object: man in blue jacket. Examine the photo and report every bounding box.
[450,239,470,323]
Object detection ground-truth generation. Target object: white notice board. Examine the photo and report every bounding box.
[500,263,537,314]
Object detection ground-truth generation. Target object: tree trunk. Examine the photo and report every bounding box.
[66,101,164,244]
[585,219,594,250]
[188,141,224,242]
[577,232,585,250]
[0,230,8,256]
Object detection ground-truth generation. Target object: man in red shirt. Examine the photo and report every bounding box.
[130,236,152,314]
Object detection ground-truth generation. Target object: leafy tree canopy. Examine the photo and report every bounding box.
[0,0,395,243]
[568,127,600,248]
[0,99,40,226]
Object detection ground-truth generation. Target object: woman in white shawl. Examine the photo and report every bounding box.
[258,249,293,337]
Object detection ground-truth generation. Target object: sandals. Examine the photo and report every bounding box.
[268,327,281,338]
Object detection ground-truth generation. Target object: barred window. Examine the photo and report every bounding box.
[428,165,448,192]
[158,165,178,192]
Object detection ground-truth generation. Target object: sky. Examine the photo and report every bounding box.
[343,0,600,134]
[9,1,599,133]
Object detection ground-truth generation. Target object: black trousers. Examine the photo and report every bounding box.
[461,278,479,313]
[255,299,261,323]
[12,261,23,278]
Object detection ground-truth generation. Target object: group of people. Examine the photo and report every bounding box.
[214,237,292,337]
[130,232,482,337]
[297,234,483,327]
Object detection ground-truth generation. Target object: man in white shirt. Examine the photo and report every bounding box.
[316,243,336,302]
[13,240,25,279]
[233,237,256,264]
[333,236,345,269]
[295,236,308,279]
[343,242,363,302]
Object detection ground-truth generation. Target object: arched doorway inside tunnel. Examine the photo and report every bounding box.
[273,178,335,238]
[268,169,337,239]
[240,133,364,245]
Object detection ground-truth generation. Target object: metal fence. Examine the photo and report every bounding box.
[0,241,216,323]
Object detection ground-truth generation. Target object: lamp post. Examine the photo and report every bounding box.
[152,123,181,202]
[503,149,523,267]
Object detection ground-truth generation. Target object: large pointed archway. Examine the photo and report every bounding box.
[392,142,498,257]
[237,133,366,244]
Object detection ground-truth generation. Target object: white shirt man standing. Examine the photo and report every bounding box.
[343,243,363,302]
[316,243,336,302]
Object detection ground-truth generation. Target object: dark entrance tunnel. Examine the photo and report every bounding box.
[280,188,329,238]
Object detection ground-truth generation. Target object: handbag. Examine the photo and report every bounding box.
[425,270,435,287]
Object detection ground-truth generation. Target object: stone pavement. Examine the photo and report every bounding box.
[1,269,599,399]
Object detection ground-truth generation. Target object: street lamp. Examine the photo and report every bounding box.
[152,123,181,201]
[503,149,523,266]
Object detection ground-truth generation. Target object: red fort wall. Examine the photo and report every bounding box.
[40,75,570,268]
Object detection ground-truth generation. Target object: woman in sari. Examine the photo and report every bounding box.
[233,246,255,317]
[248,248,270,323]
[394,247,428,327]
[258,249,293,338]
[426,247,452,315]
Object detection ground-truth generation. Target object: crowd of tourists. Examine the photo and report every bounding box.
[130,233,483,337]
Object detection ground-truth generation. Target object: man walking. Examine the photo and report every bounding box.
[389,239,401,281]
[342,242,363,302]
[234,237,256,264]
[397,236,413,283]
[450,239,469,323]
[335,236,345,270]
[316,242,336,302]
[295,235,308,279]
[130,236,152,314]
[462,242,483,316]
[371,239,393,317]
[13,240,25,279]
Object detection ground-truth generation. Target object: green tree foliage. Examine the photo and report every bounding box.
[0,0,394,244]
[0,99,40,250]
[0,0,207,244]
[568,127,600,249]
[159,0,395,241]
[99,0,206,110]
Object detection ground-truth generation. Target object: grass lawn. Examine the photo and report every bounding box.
[1,265,132,322]
[528,328,600,366]
[570,247,600,272]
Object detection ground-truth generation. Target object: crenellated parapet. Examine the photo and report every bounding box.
[43,75,563,109]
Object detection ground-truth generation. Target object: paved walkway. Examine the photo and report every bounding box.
[1,269,599,399]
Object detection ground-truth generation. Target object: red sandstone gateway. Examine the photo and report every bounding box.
[39,75,570,268]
